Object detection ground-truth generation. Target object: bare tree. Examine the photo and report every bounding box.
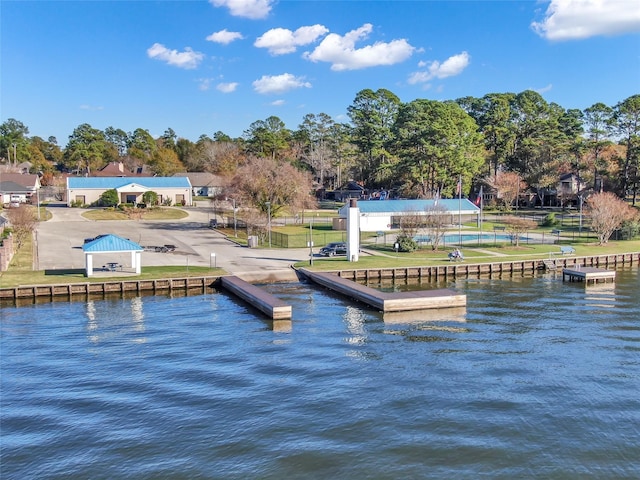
[587,191,638,244]
[5,205,38,249]
[503,215,537,247]
[423,203,450,250]
[398,209,422,239]
[487,171,526,210]
[229,156,315,219]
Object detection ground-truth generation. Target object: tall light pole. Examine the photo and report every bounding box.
[265,201,271,248]
[232,198,237,238]
[578,194,583,236]
[309,216,314,265]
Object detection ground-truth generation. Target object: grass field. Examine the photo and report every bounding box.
[82,207,189,221]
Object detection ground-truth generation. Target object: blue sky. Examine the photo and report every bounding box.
[2,0,639,145]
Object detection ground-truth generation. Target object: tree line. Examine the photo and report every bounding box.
[1,89,639,205]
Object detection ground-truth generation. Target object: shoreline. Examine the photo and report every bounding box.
[2,252,638,305]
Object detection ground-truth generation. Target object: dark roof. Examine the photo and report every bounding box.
[0,181,32,193]
[0,173,40,189]
[95,162,152,177]
[172,172,223,187]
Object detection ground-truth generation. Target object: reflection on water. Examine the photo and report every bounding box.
[85,297,147,344]
[383,306,467,324]
[1,268,639,479]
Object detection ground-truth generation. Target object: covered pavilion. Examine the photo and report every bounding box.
[82,234,144,277]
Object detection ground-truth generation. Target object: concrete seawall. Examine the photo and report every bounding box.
[2,252,638,304]
[330,253,640,282]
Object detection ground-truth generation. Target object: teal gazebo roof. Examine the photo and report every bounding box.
[82,234,143,253]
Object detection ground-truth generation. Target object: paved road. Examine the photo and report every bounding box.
[35,205,314,281]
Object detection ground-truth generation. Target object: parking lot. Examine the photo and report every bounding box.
[35,205,312,281]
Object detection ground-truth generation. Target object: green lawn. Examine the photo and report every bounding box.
[0,233,223,288]
[82,207,189,221]
[299,239,640,270]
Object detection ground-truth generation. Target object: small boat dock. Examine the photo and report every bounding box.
[562,267,616,285]
[217,276,292,319]
[298,269,466,312]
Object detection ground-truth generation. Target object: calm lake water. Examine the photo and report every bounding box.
[2,269,639,479]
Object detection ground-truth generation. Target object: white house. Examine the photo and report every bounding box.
[66,176,192,206]
[0,173,41,204]
[172,172,224,197]
[336,199,481,232]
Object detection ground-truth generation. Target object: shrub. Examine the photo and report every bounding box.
[142,191,159,206]
[542,212,558,227]
[619,220,640,240]
[99,189,119,207]
[396,234,418,252]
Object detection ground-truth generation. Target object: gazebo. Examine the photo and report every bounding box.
[82,234,144,277]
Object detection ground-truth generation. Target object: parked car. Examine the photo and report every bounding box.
[319,242,347,257]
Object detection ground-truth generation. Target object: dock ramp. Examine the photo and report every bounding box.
[218,276,292,319]
[298,269,466,312]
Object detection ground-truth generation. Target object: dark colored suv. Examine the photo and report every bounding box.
[319,242,347,257]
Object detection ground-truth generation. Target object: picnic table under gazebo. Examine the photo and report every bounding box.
[82,234,144,277]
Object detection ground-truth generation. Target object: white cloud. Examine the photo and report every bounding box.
[303,23,415,71]
[252,73,312,94]
[147,43,204,69]
[408,51,470,84]
[534,83,554,94]
[198,78,213,91]
[532,0,640,40]
[206,29,244,45]
[255,25,329,55]
[217,82,239,93]
[271,99,286,106]
[79,104,104,111]
[209,0,273,19]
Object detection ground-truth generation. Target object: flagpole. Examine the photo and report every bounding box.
[479,185,483,232]
[458,174,462,245]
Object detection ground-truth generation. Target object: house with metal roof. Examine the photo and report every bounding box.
[336,199,481,232]
[66,176,192,207]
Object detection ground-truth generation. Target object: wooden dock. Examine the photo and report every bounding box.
[298,269,466,312]
[217,275,292,320]
[562,267,616,285]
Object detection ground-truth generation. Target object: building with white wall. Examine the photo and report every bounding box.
[336,199,480,232]
[66,177,192,206]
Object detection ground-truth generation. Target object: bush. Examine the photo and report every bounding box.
[142,191,159,206]
[542,212,558,227]
[99,189,119,207]
[396,234,418,252]
[619,220,640,240]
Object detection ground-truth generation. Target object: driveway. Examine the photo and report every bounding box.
[35,205,313,281]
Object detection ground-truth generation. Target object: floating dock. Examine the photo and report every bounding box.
[562,267,616,285]
[298,268,466,312]
[217,275,292,319]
